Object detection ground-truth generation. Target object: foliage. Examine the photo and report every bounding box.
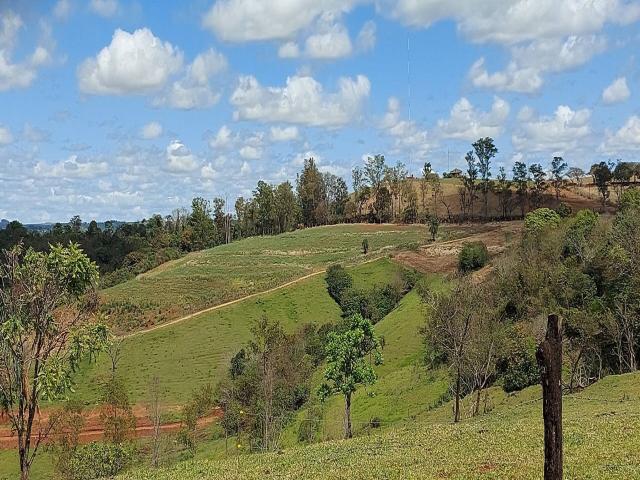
[325,264,353,304]
[66,442,135,480]
[428,215,439,241]
[458,241,489,272]
[524,208,561,235]
[319,314,382,438]
[100,375,137,444]
[0,243,108,479]
[619,187,640,212]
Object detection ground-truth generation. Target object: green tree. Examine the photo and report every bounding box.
[472,137,498,218]
[325,264,353,304]
[495,166,513,219]
[591,161,613,212]
[528,163,547,209]
[188,197,215,250]
[297,158,327,227]
[319,315,382,438]
[274,181,298,233]
[462,151,479,219]
[254,181,276,235]
[550,156,568,202]
[0,244,108,480]
[364,155,387,222]
[513,161,529,217]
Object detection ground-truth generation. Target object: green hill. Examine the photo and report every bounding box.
[73,258,404,405]
[101,224,433,332]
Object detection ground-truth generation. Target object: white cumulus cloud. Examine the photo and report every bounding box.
[512,105,591,153]
[602,77,630,104]
[437,96,510,140]
[89,0,119,17]
[77,28,183,95]
[166,140,199,173]
[601,116,640,152]
[270,126,299,142]
[230,74,370,127]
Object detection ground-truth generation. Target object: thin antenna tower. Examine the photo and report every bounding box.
[406,34,412,165]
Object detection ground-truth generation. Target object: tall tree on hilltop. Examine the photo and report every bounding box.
[297,158,328,227]
[364,155,387,222]
[472,137,498,218]
[550,156,568,202]
[462,151,479,220]
[591,161,613,212]
[254,181,276,235]
[513,161,529,217]
[274,181,298,233]
[529,163,548,209]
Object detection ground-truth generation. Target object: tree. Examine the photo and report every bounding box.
[529,163,547,209]
[428,215,439,242]
[147,376,163,468]
[297,158,327,227]
[513,161,529,217]
[325,264,353,304]
[550,156,568,202]
[326,175,349,221]
[188,197,215,250]
[420,162,432,214]
[567,167,585,187]
[274,181,298,233]
[495,166,513,219]
[0,243,108,480]
[385,161,408,220]
[319,314,382,438]
[472,137,498,218]
[364,155,387,222]
[591,161,613,212]
[100,375,136,444]
[462,151,479,220]
[422,280,480,423]
[254,181,276,235]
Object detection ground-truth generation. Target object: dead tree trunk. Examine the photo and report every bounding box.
[536,314,563,480]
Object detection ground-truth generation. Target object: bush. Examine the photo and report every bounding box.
[555,202,572,218]
[500,332,540,393]
[325,264,353,304]
[66,442,135,480]
[362,238,369,254]
[458,241,489,273]
[524,208,561,235]
[619,187,640,212]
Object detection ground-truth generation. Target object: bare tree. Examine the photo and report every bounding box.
[147,376,163,467]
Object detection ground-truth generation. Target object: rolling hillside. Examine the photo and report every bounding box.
[100,224,435,332]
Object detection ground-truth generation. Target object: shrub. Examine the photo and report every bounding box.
[555,202,572,218]
[500,332,540,393]
[325,264,353,304]
[458,241,489,273]
[66,442,134,480]
[362,238,369,254]
[619,187,640,212]
[524,208,561,235]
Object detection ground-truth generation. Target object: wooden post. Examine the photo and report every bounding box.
[536,314,563,480]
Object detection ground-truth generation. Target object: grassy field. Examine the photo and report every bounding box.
[120,372,640,480]
[73,258,404,405]
[101,224,433,332]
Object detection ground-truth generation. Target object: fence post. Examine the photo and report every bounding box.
[536,314,563,480]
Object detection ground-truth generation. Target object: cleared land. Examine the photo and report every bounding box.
[101,224,434,332]
[120,372,640,479]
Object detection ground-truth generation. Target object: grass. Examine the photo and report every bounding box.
[101,224,432,332]
[119,372,640,479]
[72,258,404,405]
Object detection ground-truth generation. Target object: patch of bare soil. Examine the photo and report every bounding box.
[393,221,522,276]
[0,406,222,449]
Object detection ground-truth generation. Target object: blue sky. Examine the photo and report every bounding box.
[1,0,640,222]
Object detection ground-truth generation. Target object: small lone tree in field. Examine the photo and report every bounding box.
[428,215,439,242]
[550,156,568,202]
[362,238,369,254]
[319,315,382,439]
[0,243,108,480]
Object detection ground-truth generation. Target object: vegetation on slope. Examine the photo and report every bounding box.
[74,258,403,405]
[101,224,430,332]
[119,372,640,480]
